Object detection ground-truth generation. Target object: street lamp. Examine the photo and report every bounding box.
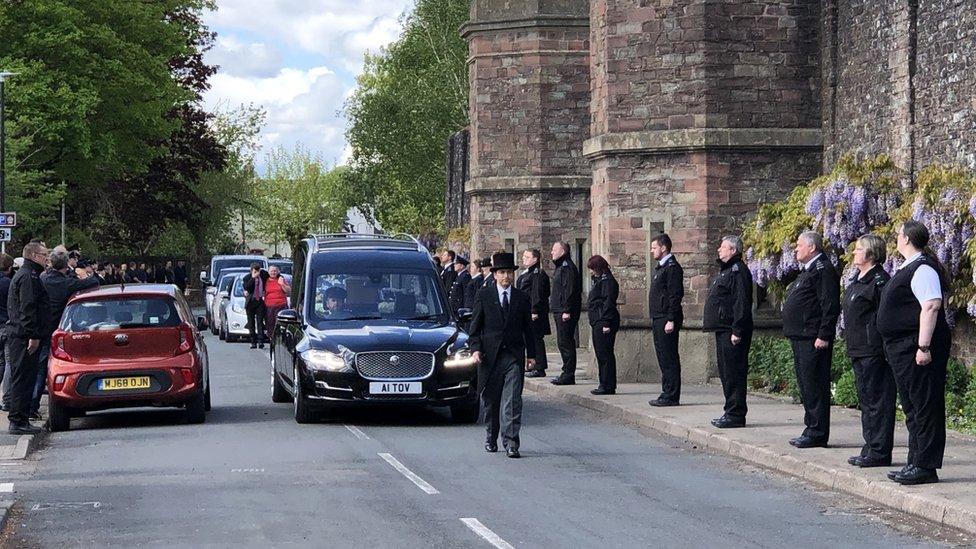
[0,71,17,213]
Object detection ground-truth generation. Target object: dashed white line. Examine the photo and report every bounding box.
[461,518,515,549]
[377,453,439,495]
[344,424,370,440]
[0,483,12,493]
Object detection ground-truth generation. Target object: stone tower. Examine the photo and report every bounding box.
[584,0,823,381]
[462,0,593,260]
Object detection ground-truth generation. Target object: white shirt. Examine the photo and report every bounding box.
[496,284,511,307]
[899,252,943,304]
[802,253,823,271]
[659,253,673,266]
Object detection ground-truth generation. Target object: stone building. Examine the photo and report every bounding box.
[455,0,976,381]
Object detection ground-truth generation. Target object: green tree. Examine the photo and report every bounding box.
[344,0,469,234]
[253,146,352,250]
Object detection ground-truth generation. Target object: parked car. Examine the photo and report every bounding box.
[46,284,211,431]
[202,255,267,329]
[219,274,249,342]
[209,268,249,336]
[271,233,479,424]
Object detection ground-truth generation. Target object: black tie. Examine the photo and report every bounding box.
[502,291,510,316]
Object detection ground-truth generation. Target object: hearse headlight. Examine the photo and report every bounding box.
[301,350,349,372]
[445,346,477,369]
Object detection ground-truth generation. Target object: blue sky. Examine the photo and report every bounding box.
[202,0,415,173]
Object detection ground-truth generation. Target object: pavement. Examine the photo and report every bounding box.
[0,335,952,547]
[526,353,976,535]
[0,398,48,535]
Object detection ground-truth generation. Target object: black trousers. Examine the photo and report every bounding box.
[246,300,267,345]
[790,338,832,441]
[7,336,39,427]
[532,335,548,372]
[553,314,578,378]
[591,324,618,391]
[850,354,897,460]
[715,331,752,420]
[884,335,948,469]
[652,317,681,402]
[481,351,524,450]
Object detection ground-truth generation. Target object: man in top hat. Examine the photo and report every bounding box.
[449,256,471,315]
[480,256,495,288]
[322,286,350,317]
[468,252,537,458]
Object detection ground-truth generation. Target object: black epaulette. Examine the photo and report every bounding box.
[815,260,825,271]
[731,263,740,272]
[874,274,885,286]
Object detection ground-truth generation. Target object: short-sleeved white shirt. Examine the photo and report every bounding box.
[899,252,943,304]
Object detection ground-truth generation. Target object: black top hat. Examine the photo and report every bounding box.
[490,252,517,272]
[323,286,348,300]
[455,256,470,266]
[481,257,492,268]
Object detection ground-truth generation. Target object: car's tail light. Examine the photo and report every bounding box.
[53,375,66,392]
[51,331,74,363]
[179,368,195,386]
[176,323,195,355]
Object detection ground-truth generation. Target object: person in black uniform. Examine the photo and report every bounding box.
[6,241,51,434]
[702,236,753,427]
[878,221,951,485]
[648,233,684,407]
[439,250,457,290]
[468,252,536,458]
[549,242,582,386]
[465,259,484,310]
[586,255,620,395]
[481,257,495,288]
[449,256,471,315]
[842,234,895,467]
[518,249,551,378]
[782,231,840,448]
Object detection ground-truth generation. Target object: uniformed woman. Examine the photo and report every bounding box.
[586,255,620,395]
[842,234,895,468]
[877,221,951,485]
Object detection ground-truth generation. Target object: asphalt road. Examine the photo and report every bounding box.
[0,335,949,548]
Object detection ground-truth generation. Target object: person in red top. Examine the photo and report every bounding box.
[264,265,291,341]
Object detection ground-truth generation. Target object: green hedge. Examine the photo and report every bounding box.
[748,335,976,435]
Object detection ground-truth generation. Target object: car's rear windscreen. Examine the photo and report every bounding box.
[61,298,182,331]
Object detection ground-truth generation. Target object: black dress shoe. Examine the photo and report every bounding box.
[788,435,828,448]
[894,465,939,485]
[8,423,42,435]
[250,344,258,349]
[526,370,547,378]
[485,442,498,453]
[550,377,575,386]
[847,455,863,466]
[887,464,911,481]
[648,398,679,407]
[505,447,520,459]
[590,387,615,395]
[258,343,265,349]
[855,456,892,468]
[710,416,745,428]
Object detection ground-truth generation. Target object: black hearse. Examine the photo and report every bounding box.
[270,234,479,423]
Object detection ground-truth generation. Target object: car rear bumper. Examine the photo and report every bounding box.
[48,361,203,410]
[298,367,477,408]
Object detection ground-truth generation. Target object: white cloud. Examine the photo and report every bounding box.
[207,36,283,78]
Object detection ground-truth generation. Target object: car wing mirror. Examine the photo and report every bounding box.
[199,271,208,283]
[277,309,301,324]
[457,308,473,322]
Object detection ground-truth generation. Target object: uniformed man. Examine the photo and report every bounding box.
[480,257,495,288]
[6,240,51,434]
[517,249,551,378]
[468,252,536,458]
[702,235,753,427]
[322,286,350,316]
[878,221,950,485]
[842,234,895,468]
[782,231,840,448]
[439,250,457,289]
[465,259,484,310]
[449,256,471,315]
[648,233,684,407]
[549,242,581,386]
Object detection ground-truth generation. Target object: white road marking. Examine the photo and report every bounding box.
[31,502,102,511]
[0,483,12,493]
[377,453,439,495]
[344,424,370,440]
[461,518,515,549]
[231,468,265,473]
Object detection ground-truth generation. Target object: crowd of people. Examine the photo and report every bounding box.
[441,220,951,484]
[0,240,192,435]
[241,262,291,349]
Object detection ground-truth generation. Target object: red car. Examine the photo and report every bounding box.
[46,285,211,431]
